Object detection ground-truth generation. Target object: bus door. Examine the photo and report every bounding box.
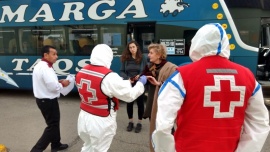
[257,18,270,80]
[127,22,155,54]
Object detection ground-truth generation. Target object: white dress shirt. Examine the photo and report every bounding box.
[32,61,63,99]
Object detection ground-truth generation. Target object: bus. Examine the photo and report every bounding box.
[0,0,269,90]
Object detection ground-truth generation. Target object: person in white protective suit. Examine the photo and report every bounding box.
[152,23,270,152]
[75,44,147,152]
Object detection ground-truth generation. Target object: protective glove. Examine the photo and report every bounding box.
[138,75,147,85]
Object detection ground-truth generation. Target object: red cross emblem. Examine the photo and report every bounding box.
[204,75,245,118]
[76,78,97,105]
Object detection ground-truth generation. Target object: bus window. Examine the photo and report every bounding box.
[43,36,66,54]
[43,28,66,54]
[69,24,125,55]
[19,28,35,54]
[78,37,95,55]
[0,28,17,54]
[0,33,3,54]
[156,24,197,56]
[19,26,67,55]
[69,25,98,55]
[100,24,125,55]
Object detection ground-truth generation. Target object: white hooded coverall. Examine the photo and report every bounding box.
[76,44,145,152]
[152,23,270,152]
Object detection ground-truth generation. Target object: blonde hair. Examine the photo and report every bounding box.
[148,43,167,59]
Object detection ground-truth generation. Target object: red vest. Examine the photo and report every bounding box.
[175,56,255,152]
[76,64,118,117]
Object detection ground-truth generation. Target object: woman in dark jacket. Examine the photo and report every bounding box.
[120,40,147,133]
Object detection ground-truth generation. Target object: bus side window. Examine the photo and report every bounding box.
[43,38,54,46]
[21,40,34,54]
[0,38,3,54]
[8,38,17,53]
[43,35,66,55]
[54,38,66,54]
[20,34,35,54]
[69,25,98,55]
[0,30,17,54]
[78,37,94,55]
[72,40,81,54]
[0,31,5,54]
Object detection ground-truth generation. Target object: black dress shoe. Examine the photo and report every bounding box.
[51,144,68,152]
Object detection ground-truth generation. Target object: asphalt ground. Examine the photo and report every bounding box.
[0,90,150,152]
[0,89,270,152]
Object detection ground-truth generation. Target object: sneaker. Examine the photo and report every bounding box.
[126,122,134,132]
[135,123,142,133]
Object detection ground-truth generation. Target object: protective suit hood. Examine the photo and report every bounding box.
[90,44,113,68]
[189,23,230,62]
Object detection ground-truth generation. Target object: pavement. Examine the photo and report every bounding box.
[1,89,270,152]
[0,90,150,152]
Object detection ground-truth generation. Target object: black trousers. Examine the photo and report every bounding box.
[31,98,61,152]
[126,93,145,120]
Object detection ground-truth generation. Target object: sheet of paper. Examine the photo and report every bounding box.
[60,74,75,96]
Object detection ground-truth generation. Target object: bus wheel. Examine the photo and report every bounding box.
[163,11,169,17]
[172,10,178,17]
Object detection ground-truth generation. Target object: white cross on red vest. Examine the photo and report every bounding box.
[204,75,246,118]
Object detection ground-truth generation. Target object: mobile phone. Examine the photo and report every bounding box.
[130,75,136,81]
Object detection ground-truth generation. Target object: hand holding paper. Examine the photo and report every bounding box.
[60,74,75,96]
